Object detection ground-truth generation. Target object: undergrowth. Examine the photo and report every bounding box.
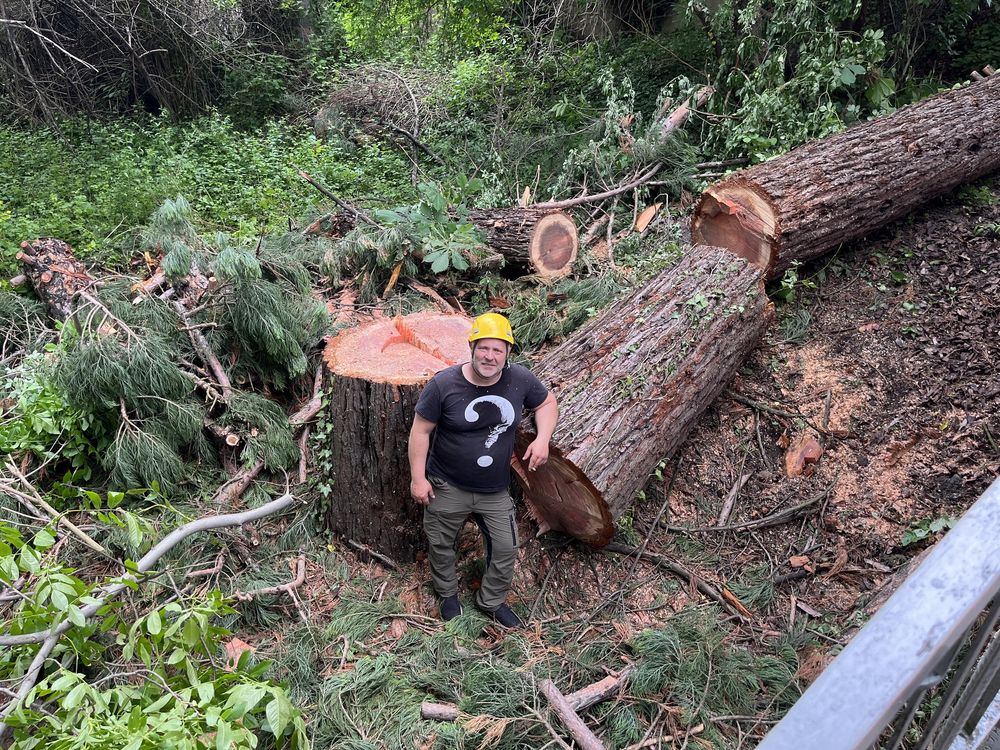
[247,570,802,750]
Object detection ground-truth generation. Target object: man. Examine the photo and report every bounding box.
[408,313,558,627]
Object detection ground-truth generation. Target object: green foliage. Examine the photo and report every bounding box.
[696,0,894,160]
[326,177,487,298]
[901,515,958,547]
[0,115,414,276]
[1,352,109,472]
[770,262,817,304]
[631,608,800,719]
[0,525,309,749]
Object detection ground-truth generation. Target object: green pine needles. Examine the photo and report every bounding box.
[30,196,331,493]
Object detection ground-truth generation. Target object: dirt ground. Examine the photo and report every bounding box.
[278,178,1000,712]
[494,178,1000,665]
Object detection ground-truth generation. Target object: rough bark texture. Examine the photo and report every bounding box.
[691,74,1000,279]
[468,208,579,278]
[325,375,428,560]
[322,312,471,560]
[15,239,94,320]
[517,245,773,544]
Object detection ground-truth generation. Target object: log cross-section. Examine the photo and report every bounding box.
[322,311,472,560]
[691,74,1000,279]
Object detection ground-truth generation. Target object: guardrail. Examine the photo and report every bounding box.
[756,476,1000,750]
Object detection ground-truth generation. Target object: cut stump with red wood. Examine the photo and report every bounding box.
[516,244,774,545]
[323,311,472,560]
[691,74,1000,280]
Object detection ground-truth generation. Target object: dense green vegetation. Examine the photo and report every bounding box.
[2,0,999,748]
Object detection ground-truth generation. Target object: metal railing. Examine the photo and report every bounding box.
[756,476,1000,750]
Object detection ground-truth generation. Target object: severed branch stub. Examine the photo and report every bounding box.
[539,678,608,750]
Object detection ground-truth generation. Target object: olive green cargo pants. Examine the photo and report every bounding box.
[423,474,519,612]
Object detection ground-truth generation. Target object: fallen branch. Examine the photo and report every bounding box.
[623,724,705,750]
[234,554,306,601]
[533,86,713,210]
[297,170,378,227]
[662,484,833,534]
[4,460,106,554]
[603,542,751,621]
[539,678,608,750]
[185,550,227,579]
[8,274,26,287]
[422,667,636,723]
[0,492,298,738]
[346,539,399,571]
[171,300,232,403]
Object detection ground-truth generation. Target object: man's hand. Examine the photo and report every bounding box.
[522,438,550,471]
[410,477,435,506]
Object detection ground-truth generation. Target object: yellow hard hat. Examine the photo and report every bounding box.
[469,313,514,345]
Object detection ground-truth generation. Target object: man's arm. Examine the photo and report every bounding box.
[408,414,437,505]
[522,392,558,471]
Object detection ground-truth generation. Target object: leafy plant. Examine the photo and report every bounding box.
[901,515,958,547]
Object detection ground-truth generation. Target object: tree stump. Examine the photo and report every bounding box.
[322,311,472,560]
[691,73,1000,279]
[515,245,773,545]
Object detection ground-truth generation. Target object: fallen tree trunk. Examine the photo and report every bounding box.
[691,74,1000,279]
[516,244,773,545]
[302,198,579,279]
[322,311,472,559]
[468,207,578,279]
[15,238,94,320]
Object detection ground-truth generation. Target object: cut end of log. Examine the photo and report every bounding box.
[324,311,471,385]
[691,182,778,275]
[530,212,579,279]
[514,430,614,547]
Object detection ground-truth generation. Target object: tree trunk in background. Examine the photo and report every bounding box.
[515,245,773,545]
[306,207,579,279]
[691,73,1000,279]
[15,239,94,320]
[467,208,579,278]
[322,312,472,560]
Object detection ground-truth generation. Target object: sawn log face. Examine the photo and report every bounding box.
[692,74,1000,278]
[518,244,773,540]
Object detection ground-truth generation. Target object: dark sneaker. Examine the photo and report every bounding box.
[482,603,523,629]
[439,595,462,621]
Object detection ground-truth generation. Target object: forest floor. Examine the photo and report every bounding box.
[238,178,1000,748]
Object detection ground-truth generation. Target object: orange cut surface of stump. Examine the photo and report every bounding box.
[324,311,472,384]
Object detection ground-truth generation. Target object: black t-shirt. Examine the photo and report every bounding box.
[415,364,548,492]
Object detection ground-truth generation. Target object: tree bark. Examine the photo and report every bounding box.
[540,678,608,750]
[691,74,1000,280]
[305,206,579,279]
[321,312,472,560]
[15,238,94,320]
[468,208,578,279]
[516,245,773,544]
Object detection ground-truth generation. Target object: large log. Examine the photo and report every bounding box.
[691,74,1000,279]
[306,207,579,279]
[322,311,472,560]
[515,245,773,545]
[468,208,578,279]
